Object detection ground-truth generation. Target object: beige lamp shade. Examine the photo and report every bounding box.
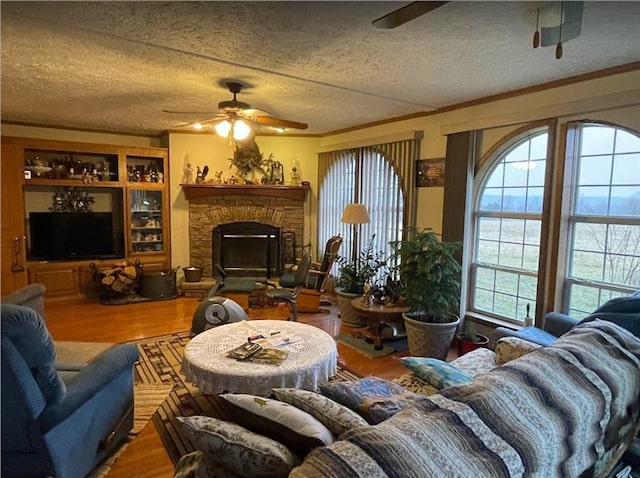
[341,203,370,224]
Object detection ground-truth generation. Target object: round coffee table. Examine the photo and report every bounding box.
[181,320,338,396]
[350,298,408,350]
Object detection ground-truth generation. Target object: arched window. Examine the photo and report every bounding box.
[564,123,640,317]
[467,121,640,325]
[470,128,548,323]
[318,147,404,272]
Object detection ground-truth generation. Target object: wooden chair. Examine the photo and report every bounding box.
[307,235,343,292]
[297,235,343,312]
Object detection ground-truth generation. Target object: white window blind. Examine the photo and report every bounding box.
[317,138,419,274]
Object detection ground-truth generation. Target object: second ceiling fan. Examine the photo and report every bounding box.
[165,81,308,140]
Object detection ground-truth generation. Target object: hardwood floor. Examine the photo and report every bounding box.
[44,295,410,477]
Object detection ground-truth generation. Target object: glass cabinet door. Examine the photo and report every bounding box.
[129,189,164,253]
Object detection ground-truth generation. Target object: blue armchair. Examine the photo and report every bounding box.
[2,282,47,316]
[1,303,139,478]
[493,291,640,346]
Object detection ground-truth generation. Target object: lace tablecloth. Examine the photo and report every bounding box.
[182,320,338,396]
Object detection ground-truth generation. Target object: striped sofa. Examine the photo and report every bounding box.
[292,320,640,477]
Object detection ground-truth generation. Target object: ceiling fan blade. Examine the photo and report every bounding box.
[195,116,230,126]
[162,109,220,115]
[240,108,272,118]
[372,1,449,29]
[172,120,199,129]
[254,116,308,130]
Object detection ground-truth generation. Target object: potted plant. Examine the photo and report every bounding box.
[335,235,386,327]
[390,227,462,359]
[456,320,489,356]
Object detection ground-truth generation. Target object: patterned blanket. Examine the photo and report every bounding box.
[291,320,640,478]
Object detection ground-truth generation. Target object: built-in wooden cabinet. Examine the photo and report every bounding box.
[125,149,168,258]
[0,136,170,299]
[1,140,28,295]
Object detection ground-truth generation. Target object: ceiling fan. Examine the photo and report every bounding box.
[374,1,583,59]
[372,1,449,29]
[164,81,308,140]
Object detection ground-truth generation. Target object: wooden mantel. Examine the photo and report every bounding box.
[180,184,310,201]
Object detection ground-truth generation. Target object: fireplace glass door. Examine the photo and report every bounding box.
[213,222,282,278]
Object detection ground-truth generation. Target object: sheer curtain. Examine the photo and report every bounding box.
[317,138,419,274]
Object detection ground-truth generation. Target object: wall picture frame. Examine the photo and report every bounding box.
[416,158,445,187]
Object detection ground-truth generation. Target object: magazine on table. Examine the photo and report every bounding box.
[243,348,289,366]
[226,331,299,366]
[226,341,262,360]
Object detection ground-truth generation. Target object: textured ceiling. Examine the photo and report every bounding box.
[2,1,640,137]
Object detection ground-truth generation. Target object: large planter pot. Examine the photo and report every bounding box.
[335,287,366,327]
[403,313,460,359]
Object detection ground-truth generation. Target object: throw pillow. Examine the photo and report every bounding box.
[219,393,334,457]
[174,451,243,478]
[272,388,368,437]
[399,357,473,389]
[495,337,542,366]
[319,377,421,424]
[392,373,440,396]
[177,415,299,477]
[447,347,498,377]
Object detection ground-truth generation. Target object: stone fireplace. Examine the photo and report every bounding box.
[186,186,307,278]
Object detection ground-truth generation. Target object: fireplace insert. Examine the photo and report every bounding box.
[213,222,282,278]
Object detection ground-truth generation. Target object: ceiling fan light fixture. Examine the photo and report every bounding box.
[232,119,251,140]
[214,119,232,138]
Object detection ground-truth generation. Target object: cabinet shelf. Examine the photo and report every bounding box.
[126,154,165,184]
[125,181,165,190]
[129,189,166,255]
[23,179,122,188]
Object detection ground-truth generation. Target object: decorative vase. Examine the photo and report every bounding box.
[456,333,489,356]
[335,287,366,327]
[403,313,460,359]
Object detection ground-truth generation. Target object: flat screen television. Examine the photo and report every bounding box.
[28,212,124,261]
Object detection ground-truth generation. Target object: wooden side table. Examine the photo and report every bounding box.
[350,298,408,350]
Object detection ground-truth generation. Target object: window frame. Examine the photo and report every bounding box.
[468,124,552,325]
[559,121,640,317]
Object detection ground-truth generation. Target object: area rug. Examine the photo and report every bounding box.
[131,331,362,465]
[337,332,408,358]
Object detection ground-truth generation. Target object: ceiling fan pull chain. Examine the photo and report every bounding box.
[556,2,564,59]
[532,8,540,48]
